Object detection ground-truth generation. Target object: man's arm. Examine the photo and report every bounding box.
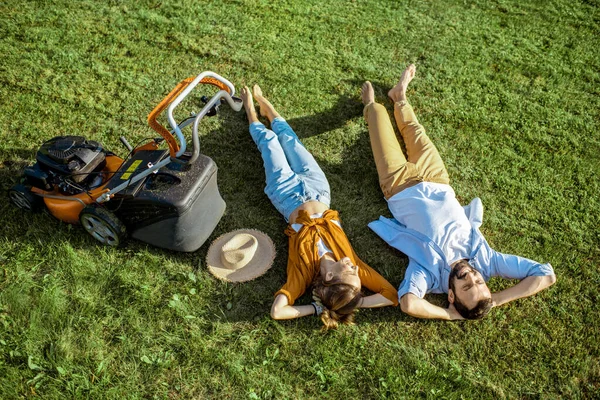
[492,274,556,307]
[400,293,463,320]
[396,261,451,319]
[489,250,557,307]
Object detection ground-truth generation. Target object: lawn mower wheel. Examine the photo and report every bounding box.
[80,205,127,247]
[9,184,42,212]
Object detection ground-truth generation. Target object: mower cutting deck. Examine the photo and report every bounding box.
[8,71,242,251]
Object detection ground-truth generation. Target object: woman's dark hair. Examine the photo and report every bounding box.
[312,275,363,331]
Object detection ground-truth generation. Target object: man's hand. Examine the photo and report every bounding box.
[447,303,465,320]
[490,295,499,308]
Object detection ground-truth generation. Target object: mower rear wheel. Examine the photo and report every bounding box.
[79,206,127,247]
[9,184,42,212]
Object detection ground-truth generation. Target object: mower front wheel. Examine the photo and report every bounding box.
[79,206,127,247]
[8,184,42,212]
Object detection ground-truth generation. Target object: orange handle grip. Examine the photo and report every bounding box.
[147,76,232,158]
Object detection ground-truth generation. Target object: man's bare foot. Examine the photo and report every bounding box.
[361,81,375,106]
[388,64,416,103]
[253,84,280,121]
[240,86,259,123]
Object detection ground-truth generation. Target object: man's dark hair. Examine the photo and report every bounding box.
[453,296,493,320]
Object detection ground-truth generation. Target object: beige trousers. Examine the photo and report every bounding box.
[364,101,449,199]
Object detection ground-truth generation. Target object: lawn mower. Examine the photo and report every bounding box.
[8,71,243,251]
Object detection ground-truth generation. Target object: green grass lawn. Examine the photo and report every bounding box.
[1,0,599,398]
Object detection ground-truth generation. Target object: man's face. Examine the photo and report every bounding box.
[449,261,492,309]
[321,256,361,290]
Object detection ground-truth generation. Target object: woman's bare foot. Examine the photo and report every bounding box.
[388,64,416,103]
[253,84,280,121]
[361,81,375,106]
[240,86,259,124]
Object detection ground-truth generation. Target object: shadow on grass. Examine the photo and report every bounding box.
[0,148,41,240]
[0,148,36,189]
[276,79,395,140]
[286,94,363,139]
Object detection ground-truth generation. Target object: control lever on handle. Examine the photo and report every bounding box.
[120,136,133,152]
[200,96,220,117]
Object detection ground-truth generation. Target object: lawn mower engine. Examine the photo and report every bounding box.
[24,136,108,194]
[9,71,242,252]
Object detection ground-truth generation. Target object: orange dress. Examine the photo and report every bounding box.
[275,209,399,306]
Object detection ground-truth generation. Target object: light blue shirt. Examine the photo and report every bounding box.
[368,184,554,299]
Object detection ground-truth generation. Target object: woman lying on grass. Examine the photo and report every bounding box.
[240,85,398,330]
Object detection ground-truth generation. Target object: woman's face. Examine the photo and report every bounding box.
[321,256,361,289]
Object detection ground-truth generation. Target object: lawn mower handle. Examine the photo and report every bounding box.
[167,72,238,159]
[147,71,240,161]
[187,90,242,164]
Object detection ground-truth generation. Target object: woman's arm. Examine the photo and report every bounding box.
[357,262,399,306]
[359,293,395,308]
[270,294,317,320]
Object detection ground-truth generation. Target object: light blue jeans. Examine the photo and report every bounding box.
[250,118,331,222]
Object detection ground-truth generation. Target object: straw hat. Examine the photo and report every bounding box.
[205,229,276,282]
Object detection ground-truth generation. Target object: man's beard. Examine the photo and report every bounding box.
[449,259,472,288]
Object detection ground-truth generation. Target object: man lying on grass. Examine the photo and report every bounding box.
[361,64,556,320]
